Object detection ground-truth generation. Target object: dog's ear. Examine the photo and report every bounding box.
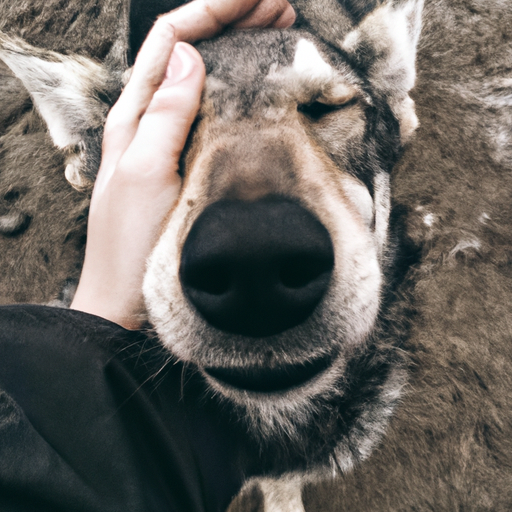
[0,33,115,189]
[340,0,423,141]
[293,0,424,142]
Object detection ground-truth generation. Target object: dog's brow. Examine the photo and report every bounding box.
[284,38,359,105]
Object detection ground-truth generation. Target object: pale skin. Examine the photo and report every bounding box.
[70,0,296,329]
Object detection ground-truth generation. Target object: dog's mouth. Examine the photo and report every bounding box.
[204,354,333,393]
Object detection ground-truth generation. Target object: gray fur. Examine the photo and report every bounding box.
[0,0,511,511]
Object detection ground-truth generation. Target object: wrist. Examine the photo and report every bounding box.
[70,274,147,330]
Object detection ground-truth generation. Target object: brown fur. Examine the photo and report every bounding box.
[0,0,511,510]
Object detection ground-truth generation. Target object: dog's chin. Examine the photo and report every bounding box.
[199,351,343,404]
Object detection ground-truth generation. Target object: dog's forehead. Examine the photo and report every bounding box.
[197,29,354,108]
[198,29,299,79]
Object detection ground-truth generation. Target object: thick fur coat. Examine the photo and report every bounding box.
[0,1,511,510]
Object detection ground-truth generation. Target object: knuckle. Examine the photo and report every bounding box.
[153,17,176,42]
[147,88,200,117]
[105,104,124,126]
[146,92,175,114]
[104,102,139,133]
[114,155,139,183]
[276,3,296,27]
[104,114,127,138]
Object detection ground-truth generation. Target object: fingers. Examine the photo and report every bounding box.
[101,17,178,169]
[117,43,205,185]
[267,2,296,28]
[233,0,296,29]
[160,0,296,43]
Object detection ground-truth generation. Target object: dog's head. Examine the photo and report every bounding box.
[0,0,423,472]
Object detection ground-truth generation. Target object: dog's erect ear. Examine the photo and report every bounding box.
[341,0,423,141]
[0,33,115,189]
[293,0,424,142]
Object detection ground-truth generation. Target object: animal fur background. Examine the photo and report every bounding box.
[0,1,511,510]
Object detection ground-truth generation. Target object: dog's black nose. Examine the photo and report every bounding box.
[180,197,334,337]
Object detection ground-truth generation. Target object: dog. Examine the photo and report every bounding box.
[0,0,425,509]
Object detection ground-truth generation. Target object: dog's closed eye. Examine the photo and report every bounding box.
[298,97,358,121]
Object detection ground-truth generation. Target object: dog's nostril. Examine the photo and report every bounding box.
[186,263,231,295]
[180,196,334,337]
[279,255,331,289]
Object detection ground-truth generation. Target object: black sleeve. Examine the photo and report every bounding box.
[0,305,243,512]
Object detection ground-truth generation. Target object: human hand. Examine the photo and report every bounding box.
[70,0,295,329]
[161,0,296,41]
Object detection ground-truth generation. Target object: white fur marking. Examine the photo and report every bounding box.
[64,154,91,190]
[423,213,435,227]
[373,172,391,258]
[449,239,482,258]
[293,39,333,80]
[479,212,491,224]
[342,177,373,227]
[259,476,305,512]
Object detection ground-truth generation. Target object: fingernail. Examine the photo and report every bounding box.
[162,42,197,87]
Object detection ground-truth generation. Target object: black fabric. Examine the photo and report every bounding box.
[0,305,244,512]
[128,0,193,63]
